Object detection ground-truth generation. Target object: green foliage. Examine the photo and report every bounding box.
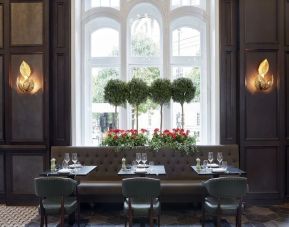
[185,68,200,102]
[132,67,159,114]
[150,79,172,105]
[92,68,119,103]
[127,78,149,106]
[104,79,127,107]
[132,35,159,57]
[149,128,197,155]
[172,78,196,105]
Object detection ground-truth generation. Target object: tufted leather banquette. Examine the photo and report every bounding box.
[51,145,239,203]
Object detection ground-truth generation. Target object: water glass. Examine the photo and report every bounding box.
[132,160,137,171]
[64,153,70,165]
[141,153,147,165]
[203,160,208,171]
[217,152,223,166]
[222,161,228,171]
[149,161,154,173]
[136,153,141,165]
[72,153,78,166]
[208,152,213,168]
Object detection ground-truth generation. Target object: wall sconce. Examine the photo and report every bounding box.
[16,60,34,93]
[255,59,274,91]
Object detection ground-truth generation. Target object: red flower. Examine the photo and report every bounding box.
[140,128,147,133]
[154,128,159,132]
[113,135,118,140]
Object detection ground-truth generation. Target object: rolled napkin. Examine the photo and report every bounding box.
[212,168,226,173]
[135,168,147,173]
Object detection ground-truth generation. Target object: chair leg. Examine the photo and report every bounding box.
[124,216,127,227]
[44,215,47,227]
[237,207,242,227]
[77,207,80,227]
[149,211,153,227]
[201,204,205,227]
[40,212,44,227]
[158,214,160,227]
[60,214,64,227]
[216,214,221,227]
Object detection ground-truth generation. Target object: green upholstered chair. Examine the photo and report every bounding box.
[34,177,79,227]
[202,177,247,227]
[122,177,161,227]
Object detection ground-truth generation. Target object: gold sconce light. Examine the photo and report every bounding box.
[255,59,274,91]
[17,60,34,93]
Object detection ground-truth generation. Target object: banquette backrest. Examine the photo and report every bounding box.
[51,145,239,181]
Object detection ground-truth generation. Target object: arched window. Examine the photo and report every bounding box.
[83,18,120,145]
[128,3,162,131]
[84,0,120,11]
[74,0,219,145]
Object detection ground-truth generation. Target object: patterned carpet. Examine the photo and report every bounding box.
[1,203,289,226]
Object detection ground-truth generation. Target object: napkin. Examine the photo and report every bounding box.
[212,168,226,173]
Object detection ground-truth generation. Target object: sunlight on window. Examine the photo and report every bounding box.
[91,68,119,145]
[130,67,160,131]
[171,0,205,9]
[90,0,119,9]
[173,27,200,56]
[91,28,119,57]
[131,17,160,57]
[172,66,201,142]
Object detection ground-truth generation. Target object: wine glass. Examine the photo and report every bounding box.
[141,153,147,166]
[64,153,70,168]
[217,152,223,166]
[222,161,228,172]
[72,153,78,167]
[136,153,141,166]
[203,160,208,171]
[208,152,213,169]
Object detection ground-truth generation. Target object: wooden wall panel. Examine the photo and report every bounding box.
[0,153,4,193]
[10,54,44,142]
[0,4,3,48]
[245,147,279,194]
[285,53,289,142]
[243,0,278,44]
[10,2,43,46]
[220,0,238,144]
[12,155,43,194]
[244,51,278,140]
[51,0,71,145]
[286,1,289,46]
[0,56,3,141]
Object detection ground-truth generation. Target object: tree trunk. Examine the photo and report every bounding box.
[136,105,139,131]
[181,103,184,129]
[114,105,118,129]
[160,105,163,132]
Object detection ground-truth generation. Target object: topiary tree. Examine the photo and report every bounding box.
[104,79,128,129]
[127,78,149,131]
[150,79,172,131]
[172,78,196,129]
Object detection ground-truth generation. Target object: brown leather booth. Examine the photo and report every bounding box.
[51,145,239,203]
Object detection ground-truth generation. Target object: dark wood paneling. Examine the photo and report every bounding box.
[0,4,3,48]
[10,2,43,46]
[244,51,278,140]
[245,147,280,194]
[243,0,278,44]
[10,54,44,142]
[286,1,289,46]
[5,148,47,205]
[0,56,3,141]
[0,152,4,193]
[220,0,238,144]
[51,0,71,145]
[286,53,289,139]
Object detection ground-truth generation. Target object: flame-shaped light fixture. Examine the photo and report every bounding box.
[255,59,274,91]
[17,60,34,93]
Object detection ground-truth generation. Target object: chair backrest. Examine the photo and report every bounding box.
[122,177,160,200]
[34,177,77,198]
[203,177,247,199]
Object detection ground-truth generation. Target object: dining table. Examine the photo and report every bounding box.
[191,165,246,178]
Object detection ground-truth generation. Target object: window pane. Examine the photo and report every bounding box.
[172,66,201,142]
[171,0,205,9]
[131,17,160,57]
[86,0,120,10]
[173,27,200,56]
[130,67,160,131]
[91,28,119,57]
[91,68,120,145]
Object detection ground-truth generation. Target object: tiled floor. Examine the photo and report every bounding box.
[1,203,289,226]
